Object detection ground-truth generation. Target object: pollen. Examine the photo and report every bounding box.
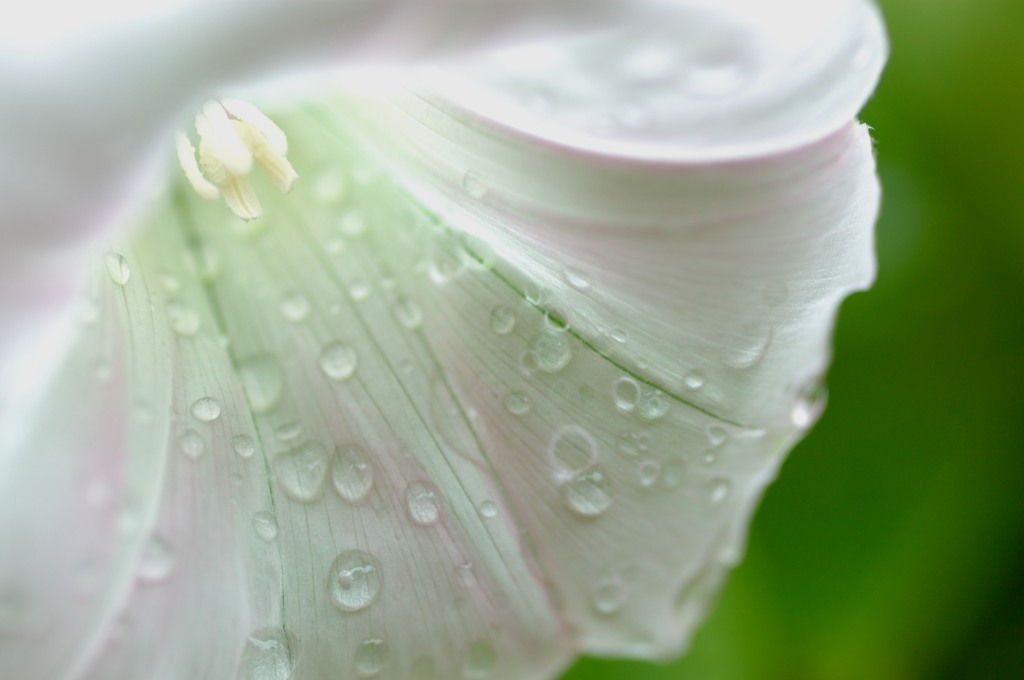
[175,99,298,220]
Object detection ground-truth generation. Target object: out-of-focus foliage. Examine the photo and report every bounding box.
[563,0,1024,678]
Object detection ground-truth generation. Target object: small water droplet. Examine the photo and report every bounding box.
[591,578,626,615]
[616,431,649,458]
[178,430,205,460]
[489,306,517,335]
[159,272,181,292]
[462,170,487,199]
[562,467,613,518]
[166,301,201,336]
[190,396,221,422]
[252,511,278,542]
[354,638,388,678]
[609,328,628,344]
[502,392,532,416]
[331,444,375,504]
[233,434,256,459]
[237,355,285,413]
[338,210,368,239]
[479,501,498,518]
[313,169,347,204]
[320,342,358,381]
[273,442,329,503]
[722,324,772,369]
[638,459,662,488]
[706,423,728,448]
[456,562,477,589]
[239,628,295,680]
[563,268,590,290]
[710,478,731,504]
[791,381,827,429]
[636,388,670,420]
[137,536,175,583]
[612,376,640,412]
[395,298,423,329]
[682,370,706,390]
[406,481,442,526]
[528,331,572,373]
[328,550,381,612]
[349,280,372,301]
[661,458,686,490]
[104,252,131,286]
[280,292,311,323]
[463,641,497,679]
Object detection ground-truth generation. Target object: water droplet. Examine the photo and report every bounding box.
[706,423,728,448]
[159,272,181,292]
[722,324,772,369]
[233,434,256,459]
[489,306,517,335]
[462,170,487,199]
[563,268,590,290]
[502,392,532,416]
[328,550,381,612]
[549,425,599,479]
[166,301,201,336]
[710,478,731,504]
[395,298,423,329]
[178,430,205,460]
[562,467,613,518]
[338,210,367,238]
[528,331,572,373]
[463,641,497,679]
[456,562,477,589]
[791,381,827,429]
[252,511,278,542]
[638,459,662,488]
[313,169,347,204]
[677,373,704,396]
[137,536,175,583]
[406,481,442,526]
[612,376,640,412]
[237,355,285,413]
[273,442,329,503]
[275,423,302,442]
[479,501,498,518]
[190,396,221,422]
[354,638,388,678]
[636,388,670,420]
[280,292,310,323]
[320,342,358,381]
[239,628,295,680]
[331,444,375,504]
[348,280,372,301]
[591,578,626,615]
[661,459,686,490]
[616,431,649,458]
[609,328,628,344]
[104,252,131,286]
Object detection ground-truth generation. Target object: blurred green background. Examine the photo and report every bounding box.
[564,1,1024,678]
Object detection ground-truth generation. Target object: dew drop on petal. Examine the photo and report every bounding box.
[528,331,572,373]
[237,355,285,414]
[280,291,311,323]
[190,396,222,422]
[636,388,670,420]
[232,434,256,459]
[178,430,205,460]
[616,431,649,459]
[562,467,613,518]
[354,638,388,678]
[791,381,828,429]
[137,536,175,583]
[275,423,302,443]
[328,550,382,612]
[479,501,498,518]
[563,267,590,290]
[331,444,375,504]
[682,370,706,390]
[489,306,517,335]
[273,442,329,503]
[338,210,368,238]
[591,578,626,615]
[661,459,686,490]
[710,478,731,504]
[502,392,532,416]
[463,640,497,679]
[395,298,423,329]
[166,300,201,336]
[612,376,640,412]
[638,459,662,488]
[252,511,278,542]
[239,628,295,680]
[722,324,773,369]
[104,252,131,286]
[320,342,358,381]
[406,481,442,526]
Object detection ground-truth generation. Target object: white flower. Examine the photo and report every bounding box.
[0,1,886,679]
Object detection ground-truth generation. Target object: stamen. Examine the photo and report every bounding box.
[175,99,299,220]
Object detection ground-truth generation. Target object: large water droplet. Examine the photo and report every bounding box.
[406,481,442,526]
[528,331,572,373]
[354,638,388,678]
[549,425,599,479]
[502,392,532,416]
[239,628,295,680]
[395,298,423,330]
[237,355,285,413]
[331,444,375,504]
[252,511,278,542]
[562,467,613,518]
[178,430,205,460]
[612,376,640,412]
[463,641,497,679]
[636,388,670,420]
[280,292,311,323]
[104,252,131,286]
[721,324,772,369]
[489,306,517,335]
[328,550,382,612]
[137,536,175,583]
[320,342,358,381]
[166,301,201,336]
[233,434,256,459]
[190,396,222,422]
[273,442,329,503]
